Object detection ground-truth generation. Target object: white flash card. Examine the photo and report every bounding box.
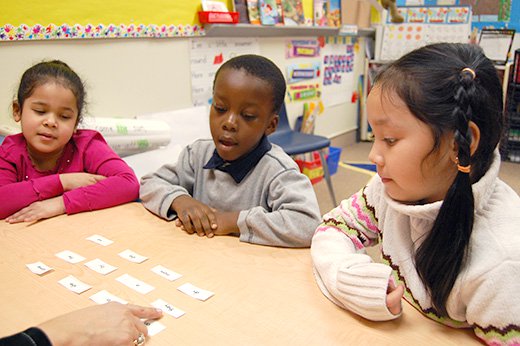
[55,250,86,264]
[58,275,92,294]
[84,258,118,275]
[89,290,128,305]
[151,265,182,282]
[86,234,113,246]
[116,274,155,294]
[26,261,53,275]
[118,249,148,263]
[151,299,185,318]
[144,320,166,336]
[177,283,214,301]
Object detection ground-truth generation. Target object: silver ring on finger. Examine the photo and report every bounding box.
[133,333,145,346]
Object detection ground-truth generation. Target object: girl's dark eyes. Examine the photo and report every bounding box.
[383,137,397,145]
[33,109,45,114]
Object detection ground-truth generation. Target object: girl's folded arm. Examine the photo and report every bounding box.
[0,174,64,219]
[62,136,139,214]
[311,222,397,321]
[310,187,397,321]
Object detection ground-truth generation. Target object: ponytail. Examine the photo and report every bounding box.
[415,67,476,316]
[376,43,503,317]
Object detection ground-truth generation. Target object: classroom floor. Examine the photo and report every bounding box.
[312,141,520,215]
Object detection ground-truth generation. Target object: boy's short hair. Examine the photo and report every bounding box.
[213,55,286,114]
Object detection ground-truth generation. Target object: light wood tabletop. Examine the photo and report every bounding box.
[0,202,479,345]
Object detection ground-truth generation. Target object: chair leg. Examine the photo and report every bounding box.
[318,150,337,206]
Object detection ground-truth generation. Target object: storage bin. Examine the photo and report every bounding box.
[198,11,239,24]
[295,152,323,184]
[326,146,342,175]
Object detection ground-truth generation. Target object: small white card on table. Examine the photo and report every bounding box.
[177,283,214,301]
[84,258,118,275]
[86,234,114,246]
[58,275,92,294]
[151,298,185,318]
[55,250,86,264]
[89,290,128,305]
[26,261,53,275]
[151,265,182,282]
[116,274,154,294]
[118,249,148,263]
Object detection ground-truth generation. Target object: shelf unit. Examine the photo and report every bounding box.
[203,24,375,37]
[501,82,520,163]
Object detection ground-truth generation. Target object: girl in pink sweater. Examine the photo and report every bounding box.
[0,60,139,223]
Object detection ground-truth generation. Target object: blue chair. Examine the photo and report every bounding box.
[268,104,337,205]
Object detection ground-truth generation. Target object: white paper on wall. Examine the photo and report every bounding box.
[190,37,260,107]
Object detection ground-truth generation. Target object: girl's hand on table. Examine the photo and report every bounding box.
[386,280,404,315]
[5,196,65,223]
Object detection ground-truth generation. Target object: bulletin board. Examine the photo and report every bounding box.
[459,0,519,31]
[0,0,206,41]
[400,0,520,31]
[378,5,471,61]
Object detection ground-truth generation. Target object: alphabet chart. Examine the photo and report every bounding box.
[378,6,471,61]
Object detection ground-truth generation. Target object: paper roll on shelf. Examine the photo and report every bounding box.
[104,134,172,157]
[80,117,172,137]
[79,117,172,156]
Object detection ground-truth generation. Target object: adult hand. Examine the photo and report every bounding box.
[386,280,404,315]
[5,196,65,223]
[60,172,106,191]
[39,302,163,346]
[172,195,217,236]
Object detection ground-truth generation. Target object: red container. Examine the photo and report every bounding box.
[198,11,239,24]
[295,152,324,185]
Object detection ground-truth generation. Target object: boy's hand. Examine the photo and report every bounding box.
[172,195,217,236]
[5,196,65,223]
[206,211,240,238]
[386,280,404,315]
[60,172,106,191]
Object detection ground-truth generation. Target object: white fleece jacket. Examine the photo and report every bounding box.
[311,152,520,345]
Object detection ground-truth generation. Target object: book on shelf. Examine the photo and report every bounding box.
[327,0,341,27]
[281,0,305,26]
[246,0,262,24]
[314,0,327,26]
[259,0,284,25]
[201,0,229,11]
[233,0,250,23]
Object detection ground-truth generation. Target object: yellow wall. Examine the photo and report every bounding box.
[1,1,201,26]
[1,0,313,27]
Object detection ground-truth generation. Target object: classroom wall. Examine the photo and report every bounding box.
[0,36,362,140]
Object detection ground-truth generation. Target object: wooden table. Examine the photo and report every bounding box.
[0,203,478,345]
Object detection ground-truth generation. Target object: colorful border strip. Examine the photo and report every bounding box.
[0,23,205,41]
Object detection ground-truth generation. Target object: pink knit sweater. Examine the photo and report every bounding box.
[0,130,139,219]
